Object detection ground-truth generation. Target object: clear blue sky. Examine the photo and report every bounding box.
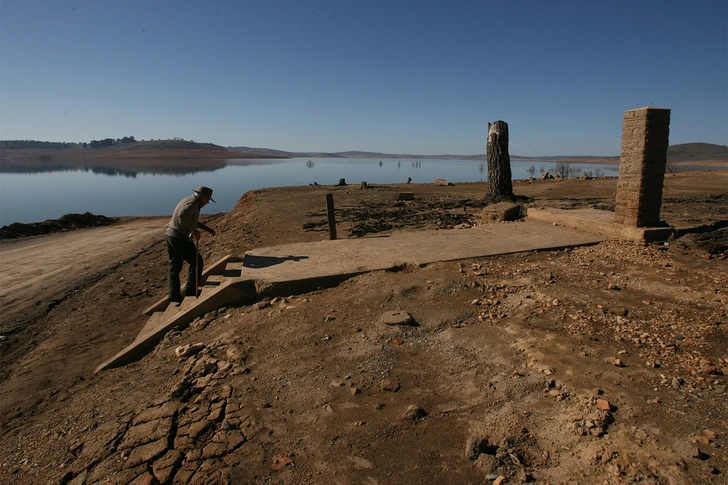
[1,0,726,156]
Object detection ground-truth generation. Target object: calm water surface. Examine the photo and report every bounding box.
[0,157,620,225]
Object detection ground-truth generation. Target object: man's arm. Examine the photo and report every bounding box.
[196,221,216,237]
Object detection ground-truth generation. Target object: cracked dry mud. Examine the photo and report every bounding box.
[0,171,726,485]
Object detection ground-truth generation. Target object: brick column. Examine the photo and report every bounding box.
[614,107,671,227]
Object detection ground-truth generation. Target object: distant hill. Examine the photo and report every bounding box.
[666,143,728,163]
[4,139,725,163]
[1,139,285,160]
[227,146,340,158]
[103,139,226,151]
[227,143,728,163]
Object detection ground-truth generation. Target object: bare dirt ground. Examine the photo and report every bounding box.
[0,171,726,485]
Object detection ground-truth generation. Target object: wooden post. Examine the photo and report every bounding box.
[486,120,515,202]
[326,193,337,240]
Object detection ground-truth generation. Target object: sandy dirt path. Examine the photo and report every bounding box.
[0,217,167,326]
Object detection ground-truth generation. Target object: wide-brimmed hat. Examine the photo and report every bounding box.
[193,186,215,202]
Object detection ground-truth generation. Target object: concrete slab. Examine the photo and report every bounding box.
[527,207,675,242]
[97,218,615,372]
[241,220,608,287]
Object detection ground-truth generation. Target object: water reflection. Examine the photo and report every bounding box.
[0,158,229,177]
[0,157,627,226]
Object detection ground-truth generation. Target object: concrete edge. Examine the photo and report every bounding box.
[527,208,675,242]
[142,254,244,315]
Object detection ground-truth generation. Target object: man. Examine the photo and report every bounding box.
[165,186,217,303]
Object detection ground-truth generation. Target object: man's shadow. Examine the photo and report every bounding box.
[243,254,309,269]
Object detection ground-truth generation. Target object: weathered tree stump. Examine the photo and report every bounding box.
[486,120,515,202]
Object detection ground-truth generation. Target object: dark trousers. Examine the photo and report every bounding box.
[165,234,203,302]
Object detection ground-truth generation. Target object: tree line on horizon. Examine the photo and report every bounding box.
[1,136,138,150]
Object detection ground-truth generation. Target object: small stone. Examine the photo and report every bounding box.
[694,435,711,445]
[380,310,417,326]
[612,358,624,367]
[350,387,361,395]
[692,446,709,460]
[703,366,720,375]
[380,378,401,392]
[702,429,718,440]
[672,377,683,388]
[175,342,205,359]
[402,404,427,420]
[595,399,611,411]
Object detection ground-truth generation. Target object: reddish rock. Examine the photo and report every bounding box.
[595,399,612,411]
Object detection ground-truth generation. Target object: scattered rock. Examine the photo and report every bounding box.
[692,446,710,460]
[595,399,612,411]
[402,404,427,421]
[481,202,523,223]
[380,310,417,326]
[380,378,401,392]
[175,342,205,359]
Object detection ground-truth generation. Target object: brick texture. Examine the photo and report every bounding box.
[614,107,671,227]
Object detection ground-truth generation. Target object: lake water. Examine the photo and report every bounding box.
[0,157,623,226]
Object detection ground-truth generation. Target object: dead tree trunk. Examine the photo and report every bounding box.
[486,120,515,202]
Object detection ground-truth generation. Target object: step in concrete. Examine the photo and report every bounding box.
[142,254,243,315]
[224,261,243,278]
[96,277,257,372]
[204,274,224,287]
